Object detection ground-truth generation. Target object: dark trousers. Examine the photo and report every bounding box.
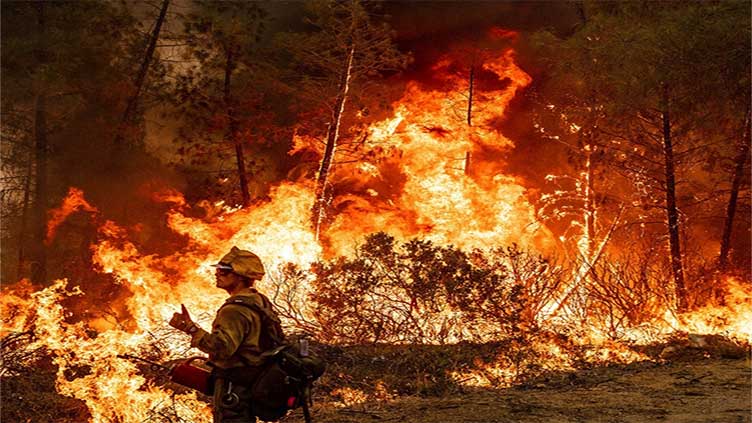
[212,377,256,423]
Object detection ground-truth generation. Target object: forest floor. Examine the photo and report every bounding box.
[2,341,750,423]
[284,356,752,423]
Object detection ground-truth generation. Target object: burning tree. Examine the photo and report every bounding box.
[276,0,409,238]
[719,110,751,270]
[530,2,751,311]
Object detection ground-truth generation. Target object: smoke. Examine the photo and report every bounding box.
[384,1,580,70]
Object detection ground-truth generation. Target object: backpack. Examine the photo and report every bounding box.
[221,296,326,423]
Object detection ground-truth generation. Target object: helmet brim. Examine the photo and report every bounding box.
[211,263,234,271]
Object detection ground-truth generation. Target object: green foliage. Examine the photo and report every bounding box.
[528,1,750,272]
[530,1,750,144]
[174,0,269,138]
[171,1,290,204]
[0,1,147,282]
[274,0,410,137]
[183,1,266,64]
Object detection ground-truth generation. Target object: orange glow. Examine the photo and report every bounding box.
[2,38,750,422]
[655,277,751,342]
[488,26,519,41]
[46,187,97,244]
[322,48,550,254]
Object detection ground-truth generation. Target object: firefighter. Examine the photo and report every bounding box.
[169,246,278,423]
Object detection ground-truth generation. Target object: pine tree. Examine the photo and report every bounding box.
[173,1,268,208]
[276,0,408,238]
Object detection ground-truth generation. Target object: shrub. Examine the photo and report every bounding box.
[310,233,564,344]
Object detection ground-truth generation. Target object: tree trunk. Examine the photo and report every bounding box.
[32,95,48,285]
[719,108,751,269]
[464,65,475,175]
[313,44,355,238]
[223,48,250,208]
[467,65,475,127]
[31,3,48,285]
[584,143,596,259]
[17,154,33,280]
[661,83,687,311]
[114,0,170,148]
[570,134,596,320]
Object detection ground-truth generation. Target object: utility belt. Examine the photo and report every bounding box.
[169,344,323,423]
[211,365,264,410]
[213,364,264,387]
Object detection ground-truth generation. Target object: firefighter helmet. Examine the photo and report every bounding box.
[214,246,265,279]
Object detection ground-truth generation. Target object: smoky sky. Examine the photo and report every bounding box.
[388,2,578,71]
[264,1,580,63]
[382,2,580,41]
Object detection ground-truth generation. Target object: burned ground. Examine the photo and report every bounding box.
[3,339,749,423]
[285,356,751,423]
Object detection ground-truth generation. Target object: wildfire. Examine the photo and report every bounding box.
[650,277,752,343]
[46,187,97,244]
[321,48,550,254]
[7,279,213,422]
[2,34,751,422]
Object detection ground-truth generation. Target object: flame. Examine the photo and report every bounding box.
[0,279,37,336]
[655,277,751,342]
[46,187,97,244]
[322,49,551,254]
[3,38,751,422]
[3,182,324,422]
[4,279,213,422]
[330,387,369,407]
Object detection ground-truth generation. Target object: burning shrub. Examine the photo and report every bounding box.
[586,251,674,339]
[310,233,565,344]
[266,262,321,335]
[1,330,43,377]
[467,245,566,336]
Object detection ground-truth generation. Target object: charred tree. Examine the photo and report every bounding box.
[719,109,751,270]
[32,94,48,285]
[279,0,407,239]
[313,45,355,237]
[661,84,687,311]
[223,47,250,208]
[17,157,33,280]
[467,65,475,127]
[464,64,475,175]
[113,0,170,150]
[31,2,48,285]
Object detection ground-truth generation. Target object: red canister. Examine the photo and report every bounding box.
[169,357,213,395]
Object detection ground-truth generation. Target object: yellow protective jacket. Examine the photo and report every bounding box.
[189,287,271,368]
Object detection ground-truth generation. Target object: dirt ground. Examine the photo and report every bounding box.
[283,357,752,423]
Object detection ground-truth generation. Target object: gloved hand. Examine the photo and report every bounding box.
[169,304,199,334]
